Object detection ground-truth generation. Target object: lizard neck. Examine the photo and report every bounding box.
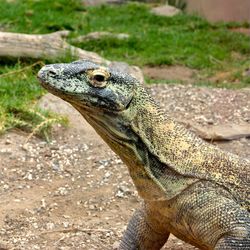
[129,86,178,148]
[79,87,197,201]
[129,87,249,210]
[72,91,169,201]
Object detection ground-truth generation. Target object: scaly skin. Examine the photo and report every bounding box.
[38,60,250,249]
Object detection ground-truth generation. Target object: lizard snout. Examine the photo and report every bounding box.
[37,65,59,83]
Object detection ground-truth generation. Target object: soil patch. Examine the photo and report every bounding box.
[143,66,197,84]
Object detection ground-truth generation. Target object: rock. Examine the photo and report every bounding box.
[191,123,250,141]
[109,61,144,84]
[72,32,130,43]
[83,0,126,7]
[151,4,181,17]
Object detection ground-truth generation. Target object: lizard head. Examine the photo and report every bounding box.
[37,60,138,113]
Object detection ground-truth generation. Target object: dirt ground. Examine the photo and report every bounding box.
[0,84,249,250]
[143,66,197,84]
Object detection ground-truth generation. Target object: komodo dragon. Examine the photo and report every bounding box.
[38,60,250,250]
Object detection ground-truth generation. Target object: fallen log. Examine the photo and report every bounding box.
[0,30,108,64]
[0,30,144,83]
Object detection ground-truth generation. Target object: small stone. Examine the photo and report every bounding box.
[115,190,124,198]
[23,172,33,180]
[63,221,69,228]
[104,172,111,178]
[41,199,46,208]
[119,185,130,194]
[77,200,82,206]
[151,5,181,17]
[89,205,95,210]
[113,241,120,249]
[5,139,11,145]
[33,223,39,229]
[27,173,33,180]
[46,222,55,230]
[52,162,61,171]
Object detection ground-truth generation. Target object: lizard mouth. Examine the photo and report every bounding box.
[37,68,54,91]
[37,68,82,100]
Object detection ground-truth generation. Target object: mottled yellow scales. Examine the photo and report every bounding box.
[38,60,250,250]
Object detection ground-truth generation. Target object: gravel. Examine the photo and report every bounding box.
[0,84,249,249]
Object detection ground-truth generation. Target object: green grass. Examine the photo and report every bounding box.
[0,0,249,135]
[0,61,67,138]
[1,1,249,68]
[77,5,250,69]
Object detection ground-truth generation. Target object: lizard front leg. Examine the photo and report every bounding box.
[119,206,170,250]
[214,206,250,250]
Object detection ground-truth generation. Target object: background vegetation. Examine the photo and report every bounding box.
[0,0,249,136]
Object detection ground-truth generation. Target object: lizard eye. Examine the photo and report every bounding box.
[93,74,105,82]
[88,68,110,88]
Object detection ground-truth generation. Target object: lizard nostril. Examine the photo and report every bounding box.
[47,69,57,77]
